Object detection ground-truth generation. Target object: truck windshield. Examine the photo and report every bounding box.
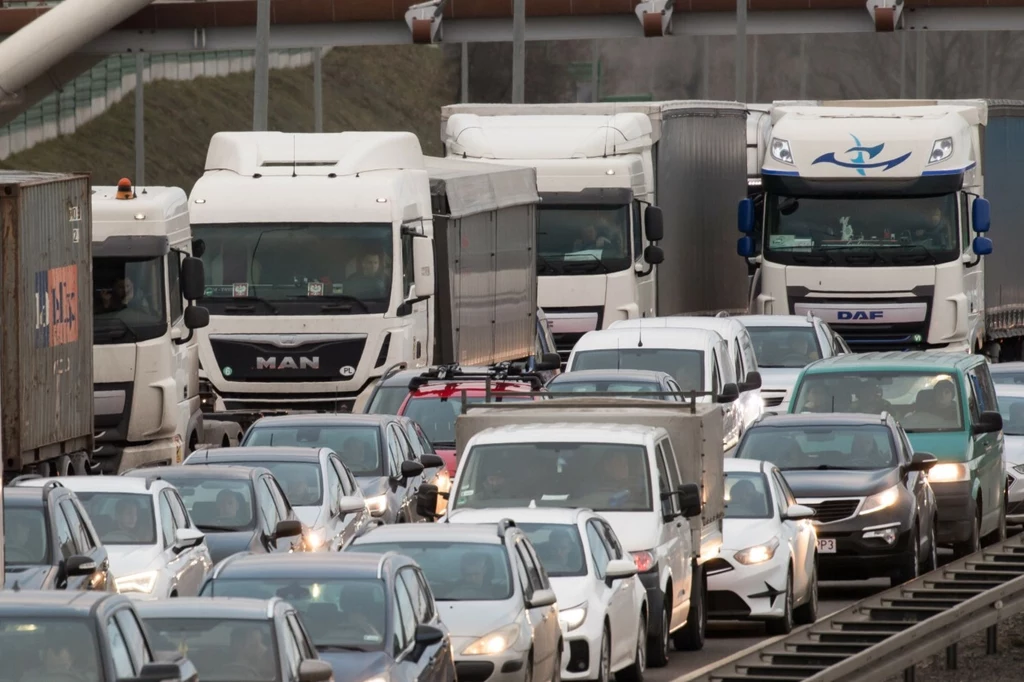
[747,327,823,368]
[193,222,393,314]
[452,442,652,512]
[737,425,897,470]
[0,618,101,680]
[763,194,960,266]
[570,348,705,392]
[791,371,964,432]
[93,256,167,344]
[537,206,632,275]
[4,507,50,565]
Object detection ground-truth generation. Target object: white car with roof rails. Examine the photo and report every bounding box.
[709,459,818,634]
[14,475,212,598]
[445,507,649,682]
[566,326,743,449]
[610,315,764,434]
[993,383,1024,525]
[734,314,852,412]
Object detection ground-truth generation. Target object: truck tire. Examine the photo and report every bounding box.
[71,453,90,475]
[673,565,706,651]
[54,455,71,476]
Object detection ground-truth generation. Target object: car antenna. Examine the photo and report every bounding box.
[292,134,298,178]
[637,320,644,348]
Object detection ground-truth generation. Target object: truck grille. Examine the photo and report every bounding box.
[802,499,862,524]
[209,335,367,383]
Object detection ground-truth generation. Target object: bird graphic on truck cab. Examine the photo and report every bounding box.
[812,134,911,176]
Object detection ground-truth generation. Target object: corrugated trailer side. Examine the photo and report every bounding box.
[982,100,1024,341]
[426,157,539,366]
[0,171,93,477]
[657,103,749,317]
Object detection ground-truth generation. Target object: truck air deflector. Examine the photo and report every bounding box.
[539,188,633,206]
[93,235,170,258]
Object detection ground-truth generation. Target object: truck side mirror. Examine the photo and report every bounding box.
[643,245,664,265]
[741,371,762,391]
[183,306,209,330]
[737,236,755,258]
[416,484,440,519]
[973,236,993,256]
[535,352,561,371]
[412,236,435,298]
[717,383,740,403]
[644,205,664,242]
[191,238,206,258]
[180,257,206,301]
[972,197,991,233]
[738,198,755,234]
[678,483,702,518]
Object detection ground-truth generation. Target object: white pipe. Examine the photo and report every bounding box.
[0,0,155,97]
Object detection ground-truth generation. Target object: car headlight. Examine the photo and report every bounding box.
[462,623,520,656]
[115,571,159,594]
[431,469,452,493]
[928,462,970,483]
[303,528,327,551]
[733,536,780,566]
[860,485,900,516]
[1014,463,1024,476]
[558,603,587,632]
[365,494,388,516]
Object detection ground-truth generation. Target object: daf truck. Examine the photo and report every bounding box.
[189,132,540,420]
[91,179,242,474]
[738,99,994,354]
[441,102,748,363]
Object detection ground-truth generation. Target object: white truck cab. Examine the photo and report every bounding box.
[739,100,993,354]
[92,180,211,473]
[566,327,742,449]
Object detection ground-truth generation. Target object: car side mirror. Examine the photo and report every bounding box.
[65,554,97,577]
[973,410,1003,435]
[297,660,334,682]
[183,305,209,331]
[717,383,740,403]
[644,205,664,241]
[782,504,816,521]
[908,451,939,473]
[605,558,638,585]
[741,371,762,391]
[678,483,702,518]
[415,623,445,646]
[338,495,365,516]
[526,587,557,608]
[400,459,425,479]
[535,352,561,371]
[420,454,444,469]
[180,256,206,301]
[173,527,205,550]
[415,484,440,519]
[273,519,303,540]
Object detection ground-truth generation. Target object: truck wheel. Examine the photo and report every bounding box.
[71,453,90,476]
[673,565,706,651]
[54,455,71,477]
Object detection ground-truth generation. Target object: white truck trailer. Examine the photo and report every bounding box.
[189,132,541,421]
[441,102,748,363]
[739,100,993,354]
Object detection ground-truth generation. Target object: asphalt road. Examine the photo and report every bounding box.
[648,578,893,681]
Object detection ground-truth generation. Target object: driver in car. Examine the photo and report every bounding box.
[342,437,377,472]
[113,498,142,538]
[215,489,247,526]
[229,627,276,678]
[29,640,91,682]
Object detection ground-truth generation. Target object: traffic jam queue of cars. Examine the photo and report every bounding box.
[3,312,1013,682]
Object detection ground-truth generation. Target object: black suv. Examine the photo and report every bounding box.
[735,412,939,586]
[0,590,197,681]
[4,478,113,591]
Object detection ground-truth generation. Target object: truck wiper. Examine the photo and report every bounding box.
[562,253,611,274]
[819,244,884,266]
[213,295,280,314]
[292,294,370,315]
[96,317,138,342]
[791,252,835,266]
[536,255,559,275]
[892,243,938,265]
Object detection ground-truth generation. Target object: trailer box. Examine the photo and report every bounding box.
[0,171,94,479]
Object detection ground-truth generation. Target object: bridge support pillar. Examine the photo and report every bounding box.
[635,1,673,37]
[866,0,904,31]
[405,0,446,44]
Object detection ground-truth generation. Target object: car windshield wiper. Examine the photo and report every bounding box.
[784,465,861,471]
[194,523,243,532]
[317,644,369,652]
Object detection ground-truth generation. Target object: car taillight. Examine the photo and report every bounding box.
[631,550,655,573]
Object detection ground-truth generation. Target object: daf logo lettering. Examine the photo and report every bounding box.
[837,311,883,320]
[255,356,320,370]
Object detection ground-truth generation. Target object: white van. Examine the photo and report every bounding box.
[610,316,763,434]
[566,327,742,448]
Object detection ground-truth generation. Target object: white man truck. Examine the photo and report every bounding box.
[739,99,995,354]
[92,179,245,473]
[189,132,541,420]
[442,102,748,364]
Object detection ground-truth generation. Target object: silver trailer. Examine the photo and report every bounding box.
[453,396,726,561]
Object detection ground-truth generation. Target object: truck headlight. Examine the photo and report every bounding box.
[733,536,780,566]
[115,571,158,594]
[462,624,520,656]
[860,485,900,515]
[558,603,588,632]
[928,462,970,483]
[365,494,388,516]
[770,138,794,165]
[928,137,953,165]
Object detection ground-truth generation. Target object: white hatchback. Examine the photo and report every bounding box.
[446,507,649,682]
[16,475,212,598]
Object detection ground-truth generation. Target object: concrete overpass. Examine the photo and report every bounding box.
[1,0,1022,54]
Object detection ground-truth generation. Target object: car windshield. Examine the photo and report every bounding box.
[764,193,960,267]
[452,442,652,512]
[193,222,393,315]
[75,492,157,545]
[93,255,167,345]
[791,371,964,432]
[992,370,1024,386]
[143,618,278,682]
[570,349,705,391]
[243,425,382,476]
[160,478,256,532]
[747,327,823,368]
[4,507,50,565]
[0,618,101,682]
[349,541,513,601]
[724,472,773,519]
[996,393,1024,436]
[738,425,897,470]
[365,385,411,415]
[202,578,387,651]
[250,462,323,507]
[548,379,662,395]
[537,205,633,276]
[517,523,587,577]
[402,395,534,446]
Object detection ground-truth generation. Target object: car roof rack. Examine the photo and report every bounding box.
[461,389,716,414]
[497,518,517,538]
[408,362,546,392]
[41,480,66,500]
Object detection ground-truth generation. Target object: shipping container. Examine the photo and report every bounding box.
[454,397,726,561]
[0,171,93,479]
[426,157,539,366]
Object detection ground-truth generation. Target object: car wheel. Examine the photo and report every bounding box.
[524,652,533,682]
[646,598,670,668]
[984,498,1008,546]
[617,612,646,682]
[793,559,818,625]
[765,569,793,636]
[596,625,611,682]
[673,566,706,651]
[892,525,920,586]
[922,519,938,573]
[953,505,982,559]
[552,641,563,682]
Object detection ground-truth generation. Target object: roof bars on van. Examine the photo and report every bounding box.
[41,480,66,500]
[463,389,720,415]
[8,473,44,486]
[497,518,517,538]
[409,363,547,392]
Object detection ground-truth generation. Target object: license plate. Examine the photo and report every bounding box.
[817,538,837,553]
